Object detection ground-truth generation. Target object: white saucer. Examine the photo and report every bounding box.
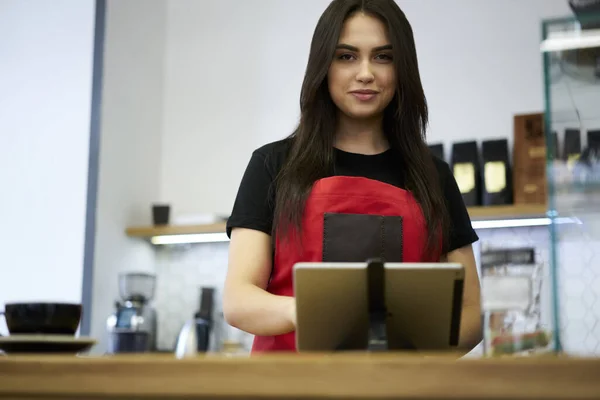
[0,335,97,354]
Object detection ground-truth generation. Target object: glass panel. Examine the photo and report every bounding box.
[542,11,600,355]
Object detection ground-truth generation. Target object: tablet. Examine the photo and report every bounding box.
[293,261,464,352]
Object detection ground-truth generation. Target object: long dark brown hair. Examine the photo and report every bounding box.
[273,0,450,256]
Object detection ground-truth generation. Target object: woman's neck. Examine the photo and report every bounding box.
[333,113,389,155]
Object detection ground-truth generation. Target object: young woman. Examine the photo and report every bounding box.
[223,0,482,353]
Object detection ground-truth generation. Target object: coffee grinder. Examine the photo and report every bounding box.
[106,272,157,353]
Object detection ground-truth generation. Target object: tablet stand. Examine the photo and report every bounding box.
[366,258,388,351]
[366,258,416,352]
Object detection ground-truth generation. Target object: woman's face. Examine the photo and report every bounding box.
[328,13,396,121]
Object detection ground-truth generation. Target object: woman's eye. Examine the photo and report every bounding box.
[336,53,392,62]
[338,53,355,61]
[375,54,393,62]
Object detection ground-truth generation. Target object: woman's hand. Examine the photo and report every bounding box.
[285,296,297,328]
[445,244,483,352]
[223,228,297,336]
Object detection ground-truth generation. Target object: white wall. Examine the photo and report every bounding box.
[402,0,571,152]
[0,0,96,332]
[89,0,166,352]
[159,0,572,216]
[159,0,330,216]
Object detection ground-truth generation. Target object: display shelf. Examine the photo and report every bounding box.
[125,204,552,244]
[125,222,229,245]
[466,204,547,220]
[126,222,227,238]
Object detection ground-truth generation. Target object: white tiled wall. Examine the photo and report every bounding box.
[553,221,600,355]
[153,225,600,356]
[153,242,254,352]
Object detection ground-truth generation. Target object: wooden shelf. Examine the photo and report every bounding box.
[126,222,227,238]
[466,204,547,221]
[125,204,548,239]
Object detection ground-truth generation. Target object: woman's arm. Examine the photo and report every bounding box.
[222,227,296,336]
[443,244,483,352]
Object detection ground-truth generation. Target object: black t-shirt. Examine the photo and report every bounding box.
[226,139,479,253]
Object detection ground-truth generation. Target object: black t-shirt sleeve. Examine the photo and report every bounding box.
[226,150,276,238]
[439,161,479,253]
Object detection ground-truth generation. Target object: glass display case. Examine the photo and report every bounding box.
[541,9,600,355]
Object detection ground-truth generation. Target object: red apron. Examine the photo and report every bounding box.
[251,176,441,352]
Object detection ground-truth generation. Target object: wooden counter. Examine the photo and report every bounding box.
[0,353,599,399]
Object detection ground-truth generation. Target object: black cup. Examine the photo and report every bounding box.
[2,303,82,335]
[152,204,170,225]
[108,331,149,353]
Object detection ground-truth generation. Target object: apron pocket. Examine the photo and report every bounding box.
[322,213,403,263]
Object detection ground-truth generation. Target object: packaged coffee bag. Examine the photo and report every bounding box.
[428,143,445,161]
[513,113,547,205]
[451,141,481,206]
[564,128,582,167]
[588,130,600,150]
[482,139,513,205]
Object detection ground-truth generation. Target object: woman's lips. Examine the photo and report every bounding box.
[350,90,379,101]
